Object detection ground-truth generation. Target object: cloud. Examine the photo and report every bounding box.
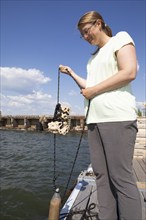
[137,60,140,71]
[1,67,51,94]
[70,105,84,115]
[1,66,144,116]
[1,91,84,116]
[68,90,78,96]
[1,91,54,115]
[0,66,84,116]
[0,67,56,115]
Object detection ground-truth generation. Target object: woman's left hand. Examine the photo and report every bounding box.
[81,87,97,99]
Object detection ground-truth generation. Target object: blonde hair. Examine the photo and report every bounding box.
[77,11,112,37]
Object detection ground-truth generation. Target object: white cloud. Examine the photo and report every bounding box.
[1,90,84,116]
[0,65,84,116]
[1,91,54,115]
[70,105,84,115]
[1,67,51,94]
[137,60,140,71]
[68,90,78,96]
[0,67,56,115]
[1,66,143,116]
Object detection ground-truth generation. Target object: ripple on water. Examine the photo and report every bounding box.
[0,130,90,220]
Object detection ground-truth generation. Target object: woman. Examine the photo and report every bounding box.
[59,11,142,220]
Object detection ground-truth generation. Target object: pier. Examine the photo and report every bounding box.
[0,115,145,133]
[0,114,86,131]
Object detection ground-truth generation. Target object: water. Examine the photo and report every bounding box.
[0,129,90,220]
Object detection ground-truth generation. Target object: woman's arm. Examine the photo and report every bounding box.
[81,44,137,99]
[59,65,86,89]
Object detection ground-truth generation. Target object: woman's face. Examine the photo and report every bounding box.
[79,20,101,45]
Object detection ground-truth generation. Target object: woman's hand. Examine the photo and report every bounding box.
[81,87,97,99]
[59,64,87,89]
[59,64,73,76]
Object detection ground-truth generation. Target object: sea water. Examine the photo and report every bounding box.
[0,129,90,220]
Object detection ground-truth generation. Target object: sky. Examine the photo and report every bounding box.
[1,0,146,116]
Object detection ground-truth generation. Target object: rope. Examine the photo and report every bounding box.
[60,185,99,220]
[50,69,99,219]
[53,134,57,190]
[59,203,99,220]
[57,69,60,104]
[52,68,91,197]
[61,124,85,203]
[80,186,93,220]
[61,100,91,203]
[52,68,60,191]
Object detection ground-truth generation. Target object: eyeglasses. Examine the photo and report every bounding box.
[80,21,97,39]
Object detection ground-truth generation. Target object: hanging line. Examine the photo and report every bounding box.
[52,68,61,191]
[57,68,60,104]
[61,121,85,203]
[53,134,57,191]
[61,99,91,204]
[52,67,91,196]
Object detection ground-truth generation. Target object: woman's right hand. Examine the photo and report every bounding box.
[59,64,86,89]
[59,64,72,75]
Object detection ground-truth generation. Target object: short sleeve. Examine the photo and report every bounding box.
[114,31,135,53]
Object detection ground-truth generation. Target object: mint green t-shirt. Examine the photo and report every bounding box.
[85,31,137,124]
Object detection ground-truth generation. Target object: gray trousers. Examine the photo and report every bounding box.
[88,121,142,220]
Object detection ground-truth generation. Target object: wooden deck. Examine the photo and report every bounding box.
[60,118,146,220]
[133,136,146,220]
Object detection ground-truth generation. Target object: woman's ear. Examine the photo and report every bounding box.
[96,20,102,31]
